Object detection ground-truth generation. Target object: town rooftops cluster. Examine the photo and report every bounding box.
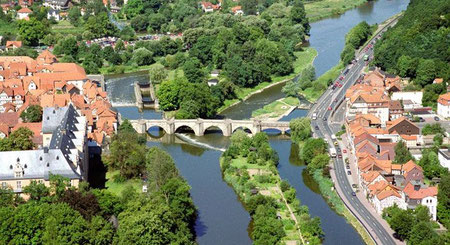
[0,51,117,147]
[343,69,440,219]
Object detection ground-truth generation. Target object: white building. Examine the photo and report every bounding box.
[47,8,61,21]
[16,7,32,20]
[438,148,450,169]
[391,91,423,109]
[437,92,450,119]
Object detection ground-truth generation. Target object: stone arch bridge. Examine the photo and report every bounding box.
[129,119,290,137]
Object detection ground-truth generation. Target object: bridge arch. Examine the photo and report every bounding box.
[174,124,200,136]
[146,123,171,136]
[203,123,230,136]
[147,125,166,138]
[232,126,253,135]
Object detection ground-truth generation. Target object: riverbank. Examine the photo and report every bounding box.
[305,0,368,22]
[311,169,375,245]
[218,47,318,114]
[221,131,323,244]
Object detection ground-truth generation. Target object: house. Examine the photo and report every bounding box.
[438,148,450,169]
[1,3,12,14]
[402,160,424,186]
[200,1,220,12]
[0,123,9,138]
[207,79,218,87]
[386,117,419,135]
[346,89,390,125]
[5,41,22,51]
[43,0,70,11]
[437,92,450,119]
[388,100,403,120]
[433,78,443,84]
[231,5,243,15]
[18,0,33,7]
[47,8,61,21]
[17,7,32,20]
[37,50,58,65]
[403,180,438,220]
[368,180,406,214]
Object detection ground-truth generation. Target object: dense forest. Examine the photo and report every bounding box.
[0,121,197,244]
[373,0,449,106]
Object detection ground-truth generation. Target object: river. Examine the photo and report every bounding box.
[105,0,408,244]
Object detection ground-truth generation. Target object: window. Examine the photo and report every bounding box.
[38,180,44,184]
[16,181,21,189]
[1,182,6,189]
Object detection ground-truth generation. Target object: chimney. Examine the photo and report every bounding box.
[414,184,420,191]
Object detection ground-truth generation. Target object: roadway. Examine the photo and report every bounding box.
[308,18,402,245]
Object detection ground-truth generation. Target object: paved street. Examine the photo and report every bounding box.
[308,17,404,245]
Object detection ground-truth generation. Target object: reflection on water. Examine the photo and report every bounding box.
[104,71,149,105]
[115,107,163,120]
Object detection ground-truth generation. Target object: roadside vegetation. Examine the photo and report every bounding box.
[373,0,449,109]
[221,130,324,244]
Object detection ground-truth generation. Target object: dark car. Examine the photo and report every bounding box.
[434,116,440,121]
[336,147,341,152]
[347,171,351,175]
[351,192,356,196]
[323,117,327,121]
[334,98,338,103]
[346,165,350,170]
[315,125,319,130]
[352,184,358,188]
[419,117,425,122]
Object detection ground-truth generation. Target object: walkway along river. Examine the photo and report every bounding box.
[105,0,409,243]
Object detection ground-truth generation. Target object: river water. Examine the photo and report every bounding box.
[105,0,408,243]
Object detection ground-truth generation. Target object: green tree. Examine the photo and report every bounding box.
[148,64,168,84]
[17,18,50,46]
[68,7,82,26]
[5,127,35,151]
[20,105,42,122]
[49,174,70,199]
[290,0,310,34]
[84,12,118,38]
[301,138,327,164]
[23,181,49,201]
[389,208,414,240]
[415,59,436,87]
[289,117,312,142]
[146,147,179,190]
[307,154,330,172]
[393,141,413,164]
[409,221,439,245]
[182,57,205,83]
[438,174,450,229]
[419,150,447,179]
[131,47,154,66]
[421,123,445,135]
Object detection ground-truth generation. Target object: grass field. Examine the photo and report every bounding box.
[305,0,368,22]
[51,20,84,35]
[105,170,142,196]
[252,97,299,119]
[218,47,318,113]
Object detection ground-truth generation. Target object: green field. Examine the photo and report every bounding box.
[105,170,142,196]
[252,97,300,118]
[218,47,318,113]
[305,0,368,22]
[51,20,84,35]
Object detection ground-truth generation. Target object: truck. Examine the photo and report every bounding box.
[331,134,337,140]
[329,148,337,158]
[312,113,317,120]
[363,54,369,61]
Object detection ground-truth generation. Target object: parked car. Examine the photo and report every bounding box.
[352,184,358,188]
[334,141,338,146]
[347,171,352,175]
[328,106,332,111]
[323,117,327,121]
[434,116,440,121]
[343,149,347,153]
[351,192,356,196]
[346,165,350,169]
[315,125,319,130]
[338,154,342,158]
[338,83,342,88]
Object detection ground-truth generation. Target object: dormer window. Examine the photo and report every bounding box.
[24,164,27,169]
[9,165,13,169]
[46,162,50,167]
[39,156,42,161]
[17,157,20,162]
[56,156,59,160]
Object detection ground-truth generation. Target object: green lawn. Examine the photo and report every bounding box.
[218,47,318,113]
[105,170,142,196]
[252,97,299,118]
[305,0,368,22]
[51,20,84,35]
